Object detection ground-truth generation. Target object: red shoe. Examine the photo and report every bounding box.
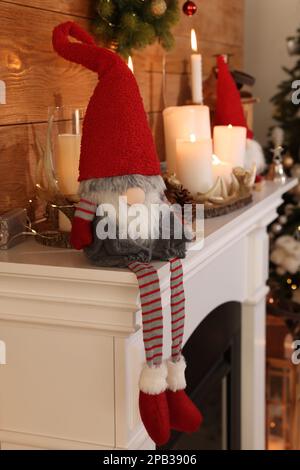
[166,389,203,433]
[166,356,203,433]
[139,363,170,446]
[139,391,170,446]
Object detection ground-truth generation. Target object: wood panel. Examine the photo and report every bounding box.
[2,0,92,17]
[0,121,46,213]
[0,2,97,125]
[0,0,245,215]
[175,0,244,46]
[133,39,243,75]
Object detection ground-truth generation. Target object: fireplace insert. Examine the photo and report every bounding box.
[160,302,241,450]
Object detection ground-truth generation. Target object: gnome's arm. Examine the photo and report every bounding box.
[70,198,97,250]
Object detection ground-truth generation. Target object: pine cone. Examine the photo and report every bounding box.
[164,175,194,207]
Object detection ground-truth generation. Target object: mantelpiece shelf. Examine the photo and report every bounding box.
[0,180,296,281]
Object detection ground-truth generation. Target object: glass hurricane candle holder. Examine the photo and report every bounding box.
[35,106,84,245]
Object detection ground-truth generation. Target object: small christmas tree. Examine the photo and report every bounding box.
[93,0,180,58]
[270,27,300,161]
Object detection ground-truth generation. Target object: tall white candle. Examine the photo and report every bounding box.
[191,29,203,104]
[213,125,246,168]
[176,134,213,196]
[56,134,81,197]
[163,105,211,173]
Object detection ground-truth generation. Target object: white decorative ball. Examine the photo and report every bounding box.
[279,215,288,225]
[276,267,286,276]
[285,204,295,216]
[271,223,282,234]
[291,164,300,180]
[151,0,167,17]
[284,258,300,274]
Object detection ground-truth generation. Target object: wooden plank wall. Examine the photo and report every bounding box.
[0,0,244,215]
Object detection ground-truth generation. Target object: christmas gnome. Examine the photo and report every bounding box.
[214,55,266,174]
[52,22,202,446]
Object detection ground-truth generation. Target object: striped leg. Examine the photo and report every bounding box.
[167,258,203,434]
[128,262,163,367]
[170,258,185,363]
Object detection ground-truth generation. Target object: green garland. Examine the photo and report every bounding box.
[93,0,180,58]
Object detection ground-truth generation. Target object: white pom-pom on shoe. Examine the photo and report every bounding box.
[139,362,168,395]
[167,356,187,392]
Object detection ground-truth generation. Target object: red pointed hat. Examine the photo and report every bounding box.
[214,55,253,139]
[52,22,160,181]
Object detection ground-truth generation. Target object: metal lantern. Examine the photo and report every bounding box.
[267,358,297,450]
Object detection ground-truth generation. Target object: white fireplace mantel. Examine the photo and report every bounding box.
[0,179,297,451]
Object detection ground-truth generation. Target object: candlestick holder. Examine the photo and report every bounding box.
[267,146,287,184]
[35,106,84,248]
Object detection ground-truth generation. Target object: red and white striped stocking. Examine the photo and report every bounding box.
[128,258,185,367]
[170,258,185,363]
[128,262,163,367]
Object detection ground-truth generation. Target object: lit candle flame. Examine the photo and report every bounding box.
[212,154,231,167]
[212,154,221,165]
[191,29,198,53]
[228,124,233,129]
[190,133,196,143]
[128,56,134,73]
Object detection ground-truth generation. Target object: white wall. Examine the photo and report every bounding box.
[244,0,300,146]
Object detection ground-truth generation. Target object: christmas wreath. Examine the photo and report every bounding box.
[93,0,180,58]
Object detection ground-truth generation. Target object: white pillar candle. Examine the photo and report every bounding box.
[56,134,81,197]
[190,29,203,104]
[163,105,211,173]
[213,125,247,169]
[58,212,72,233]
[212,154,233,184]
[176,134,213,196]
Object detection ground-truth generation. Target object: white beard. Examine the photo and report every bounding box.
[79,175,168,243]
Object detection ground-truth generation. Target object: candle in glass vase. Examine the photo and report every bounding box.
[212,154,232,184]
[176,134,213,196]
[56,133,81,197]
[190,29,203,104]
[213,125,247,168]
[163,105,211,173]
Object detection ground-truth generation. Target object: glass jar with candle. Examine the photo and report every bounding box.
[46,106,84,201]
[36,106,85,237]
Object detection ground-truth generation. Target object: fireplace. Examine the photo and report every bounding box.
[0,181,295,450]
[160,302,241,450]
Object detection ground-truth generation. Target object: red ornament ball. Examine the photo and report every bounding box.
[183,1,197,16]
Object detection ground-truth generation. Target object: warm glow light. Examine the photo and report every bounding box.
[268,297,274,305]
[7,52,22,71]
[128,56,134,73]
[191,29,198,53]
[190,133,197,143]
[212,154,229,167]
[287,278,292,285]
[291,284,298,291]
[212,154,221,166]
[228,124,233,129]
